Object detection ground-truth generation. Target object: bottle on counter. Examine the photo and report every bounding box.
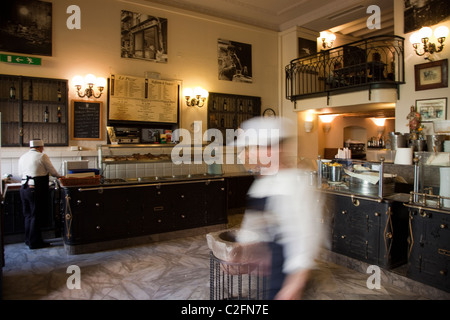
[44,106,49,123]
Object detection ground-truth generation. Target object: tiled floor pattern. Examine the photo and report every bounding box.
[1,214,448,300]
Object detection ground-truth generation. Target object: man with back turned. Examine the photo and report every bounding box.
[18,139,62,249]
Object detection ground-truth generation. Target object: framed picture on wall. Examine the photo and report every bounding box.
[218,39,252,83]
[414,59,448,91]
[0,0,52,56]
[416,98,447,122]
[404,0,450,34]
[298,38,317,58]
[120,10,168,63]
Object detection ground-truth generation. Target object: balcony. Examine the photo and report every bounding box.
[285,35,405,104]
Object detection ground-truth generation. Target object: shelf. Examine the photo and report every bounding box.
[0,74,68,147]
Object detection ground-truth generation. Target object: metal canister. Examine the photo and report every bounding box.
[386,132,407,150]
[329,165,343,182]
[426,134,447,152]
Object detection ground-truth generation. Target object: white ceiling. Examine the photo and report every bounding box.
[143,0,394,37]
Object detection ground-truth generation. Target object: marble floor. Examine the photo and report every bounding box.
[2,214,448,300]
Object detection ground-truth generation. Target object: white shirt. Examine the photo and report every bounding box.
[238,168,325,274]
[18,149,60,180]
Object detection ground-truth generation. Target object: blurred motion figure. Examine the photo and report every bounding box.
[235,116,325,300]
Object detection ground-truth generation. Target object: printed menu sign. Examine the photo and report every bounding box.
[109,74,178,124]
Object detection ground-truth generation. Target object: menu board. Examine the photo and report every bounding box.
[108,74,178,124]
[71,100,102,140]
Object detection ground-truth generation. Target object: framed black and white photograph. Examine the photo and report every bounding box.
[404,0,450,34]
[218,39,252,83]
[416,98,447,122]
[298,37,317,58]
[0,0,52,56]
[121,10,168,63]
[414,59,448,91]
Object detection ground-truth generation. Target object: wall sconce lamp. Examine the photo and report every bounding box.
[183,87,208,107]
[304,114,314,132]
[319,114,337,133]
[409,26,449,59]
[72,74,106,99]
[319,31,336,49]
[371,118,386,134]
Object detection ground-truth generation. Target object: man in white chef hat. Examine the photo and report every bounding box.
[18,139,62,249]
[234,116,325,300]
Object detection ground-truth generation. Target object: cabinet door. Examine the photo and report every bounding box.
[170,182,208,230]
[64,188,129,244]
[408,209,450,292]
[206,180,227,225]
[332,196,383,263]
[227,176,254,210]
[142,184,174,234]
[0,75,21,146]
[0,74,68,147]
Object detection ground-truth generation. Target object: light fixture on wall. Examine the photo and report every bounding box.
[319,31,336,49]
[409,26,449,59]
[371,118,386,134]
[319,114,337,133]
[72,74,106,99]
[183,87,208,107]
[304,114,314,132]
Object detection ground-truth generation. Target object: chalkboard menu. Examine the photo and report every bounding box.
[108,74,179,124]
[71,100,102,140]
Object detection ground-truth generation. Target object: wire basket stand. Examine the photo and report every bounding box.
[209,252,269,300]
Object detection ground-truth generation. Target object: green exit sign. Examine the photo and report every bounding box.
[0,54,41,65]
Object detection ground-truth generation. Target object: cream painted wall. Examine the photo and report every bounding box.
[394,0,450,135]
[0,0,279,152]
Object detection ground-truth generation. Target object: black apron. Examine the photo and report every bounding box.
[20,175,50,247]
[246,196,285,300]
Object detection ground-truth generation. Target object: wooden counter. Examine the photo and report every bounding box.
[59,174,255,254]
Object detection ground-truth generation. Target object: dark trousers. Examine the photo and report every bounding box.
[268,241,286,300]
[20,176,49,247]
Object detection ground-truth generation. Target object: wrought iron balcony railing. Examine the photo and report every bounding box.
[285,35,405,103]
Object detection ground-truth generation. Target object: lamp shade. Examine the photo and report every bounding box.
[419,27,432,39]
[409,32,421,44]
[72,75,84,87]
[319,31,328,39]
[84,74,96,85]
[96,77,107,88]
[183,88,193,98]
[434,26,449,38]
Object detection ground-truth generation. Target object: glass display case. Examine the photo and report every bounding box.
[316,156,397,200]
[97,143,176,175]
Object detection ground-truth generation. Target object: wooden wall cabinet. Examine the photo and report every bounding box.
[207,92,261,145]
[0,74,68,147]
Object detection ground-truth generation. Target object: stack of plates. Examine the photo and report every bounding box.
[444,141,450,152]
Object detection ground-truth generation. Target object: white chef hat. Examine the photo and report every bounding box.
[29,139,44,147]
[232,116,296,147]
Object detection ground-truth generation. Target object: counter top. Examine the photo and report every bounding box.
[58,171,256,188]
